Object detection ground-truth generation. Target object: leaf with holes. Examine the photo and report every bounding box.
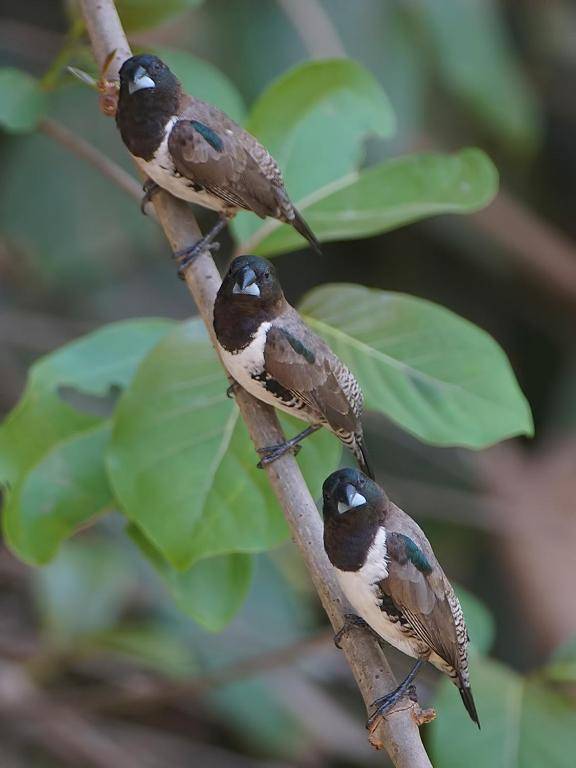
[232,58,394,248]
[299,284,532,448]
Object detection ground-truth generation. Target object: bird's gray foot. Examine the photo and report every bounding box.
[334,614,371,649]
[175,216,229,279]
[141,179,160,215]
[366,660,423,730]
[226,381,240,399]
[176,240,220,279]
[256,424,321,469]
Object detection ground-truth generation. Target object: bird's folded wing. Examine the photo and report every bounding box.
[263,324,358,432]
[168,103,288,219]
[378,532,460,668]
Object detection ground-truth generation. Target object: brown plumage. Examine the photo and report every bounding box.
[322,468,479,727]
[214,256,372,476]
[116,54,321,255]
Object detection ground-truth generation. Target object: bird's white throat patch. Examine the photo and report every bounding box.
[360,526,389,585]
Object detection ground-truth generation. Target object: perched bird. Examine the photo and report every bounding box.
[115,54,321,273]
[213,255,372,476]
[322,468,479,728]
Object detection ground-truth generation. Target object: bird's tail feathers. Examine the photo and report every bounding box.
[458,683,480,729]
[353,437,375,480]
[292,208,322,255]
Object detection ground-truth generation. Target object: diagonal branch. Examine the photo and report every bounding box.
[78,1,432,763]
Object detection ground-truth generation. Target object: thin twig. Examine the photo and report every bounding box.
[39,117,147,209]
[78,1,432,763]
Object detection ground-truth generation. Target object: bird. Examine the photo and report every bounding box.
[115,54,321,274]
[322,467,479,729]
[213,255,373,476]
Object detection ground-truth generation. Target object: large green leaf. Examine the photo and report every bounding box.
[416,0,539,152]
[4,423,113,565]
[108,319,339,570]
[0,320,172,563]
[0,68,47,133]
[116,0,203,31]
[0,318,172,486]
[129,524,253,632]
[299,284,533,448]
[430,657,576,767]
[243,149,498,256]
[155,47,245,123]
[232,58,394,247]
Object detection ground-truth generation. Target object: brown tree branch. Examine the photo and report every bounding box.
[78,1,433,763]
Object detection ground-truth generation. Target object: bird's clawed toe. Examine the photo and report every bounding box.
[140,179,160,215]
[334,614,370,649]
[256,441,301,468]
[226,382,240,399]
[176,240,220,279]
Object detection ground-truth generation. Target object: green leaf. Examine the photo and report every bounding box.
[430,657,576,767]
[0,68,47,133]
[129,524,253,632]
[4,423,113,565]
[116,0,203,32]
[244,149,498,256]
[299,284,533,448]
[416,0,540,152]
[155,48,245,123]
[107,320,288,570]
[455,586,495,654]
[232,58,394,247]
[35,539,134,648]
[0,318,172,485]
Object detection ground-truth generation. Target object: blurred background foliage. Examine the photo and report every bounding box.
[0,0,575,766]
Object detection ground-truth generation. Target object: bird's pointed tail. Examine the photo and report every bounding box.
[458,684,481,729]
[293,207,322,255]
[353,437,375,480]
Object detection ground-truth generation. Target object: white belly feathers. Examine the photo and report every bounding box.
[335,528,420,661]
[135,117,225,212]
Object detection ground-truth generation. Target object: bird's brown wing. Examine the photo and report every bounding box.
[379,531,462,670]
[263,316,360,433]
[168,100,291,219]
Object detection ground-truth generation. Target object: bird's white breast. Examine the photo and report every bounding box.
[218,322,279,408]
[135,117,225,211]
[335,528,419,660]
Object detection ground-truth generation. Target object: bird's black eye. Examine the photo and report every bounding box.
[263,271,270,279]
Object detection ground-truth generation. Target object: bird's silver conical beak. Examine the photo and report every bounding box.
[233,267,260,297]
[129,66,156,94]
[337,484,367,514]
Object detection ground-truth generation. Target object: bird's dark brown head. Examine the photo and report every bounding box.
[118,54,179,101]
[116,55,181,159]
[322,468,388,572]
[322,468,387,522]
[221,256,284,308]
